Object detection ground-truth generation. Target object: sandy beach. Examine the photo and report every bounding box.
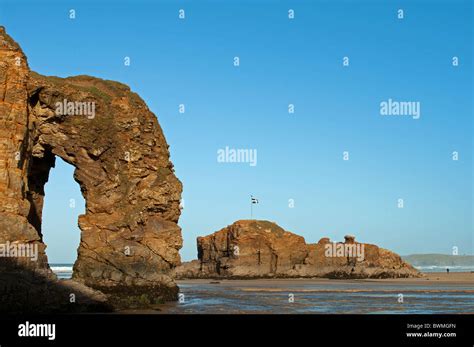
[118,272,474,314]
[175,272,474,287]
[365,272,474,285]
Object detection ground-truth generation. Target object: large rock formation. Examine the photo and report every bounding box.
[197,220,308,278]
[173,220,420,279]
[0,26,182,309]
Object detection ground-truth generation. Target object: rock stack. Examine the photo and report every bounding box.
[173,220,420,279]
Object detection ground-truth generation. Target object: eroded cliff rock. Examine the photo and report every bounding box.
[173,220,420,279]
[0,26,182,309]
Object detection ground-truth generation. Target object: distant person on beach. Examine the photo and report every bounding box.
[446,268,450,274]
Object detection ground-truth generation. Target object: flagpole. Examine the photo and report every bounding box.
[250,195,253,219]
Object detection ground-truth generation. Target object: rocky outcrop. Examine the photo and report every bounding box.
[0,259,112,313]
[173,220,420,279]
[296,235,419,278]
[198,220,308,278]
[0,26,182,309]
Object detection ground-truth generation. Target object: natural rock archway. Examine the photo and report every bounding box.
[0,27,183,305]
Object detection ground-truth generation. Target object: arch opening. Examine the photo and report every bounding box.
[41,157,84,279]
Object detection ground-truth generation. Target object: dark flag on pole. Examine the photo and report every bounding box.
[250,196,258,219]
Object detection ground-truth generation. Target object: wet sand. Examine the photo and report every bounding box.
[176,272,474,287]
[120,272,474,314]
[367,272,474,284]
[176,272,474,291]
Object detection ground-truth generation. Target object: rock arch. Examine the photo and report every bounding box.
[0,27,183,305]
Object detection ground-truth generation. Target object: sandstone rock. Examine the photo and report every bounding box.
[0,26,183,309]
[198,220,308,278]
[0,258,112,313]
[297,236,420,279]
[174,220,420,279]
[170,259,202,279]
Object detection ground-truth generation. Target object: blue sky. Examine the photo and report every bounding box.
[1,0,472,262]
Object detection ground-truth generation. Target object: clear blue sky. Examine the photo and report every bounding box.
[1,0,472,263]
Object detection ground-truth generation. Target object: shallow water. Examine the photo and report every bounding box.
[51,264,73,279]
[415,265,474,273]
[50,265,474,314]
[164,280,474,314]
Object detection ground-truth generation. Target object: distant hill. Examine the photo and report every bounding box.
[402,254,474,267]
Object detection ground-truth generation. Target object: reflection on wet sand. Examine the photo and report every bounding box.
[155,273,474,314]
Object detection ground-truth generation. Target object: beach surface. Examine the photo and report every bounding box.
[175,272,474,286]
[119,272,474,314]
